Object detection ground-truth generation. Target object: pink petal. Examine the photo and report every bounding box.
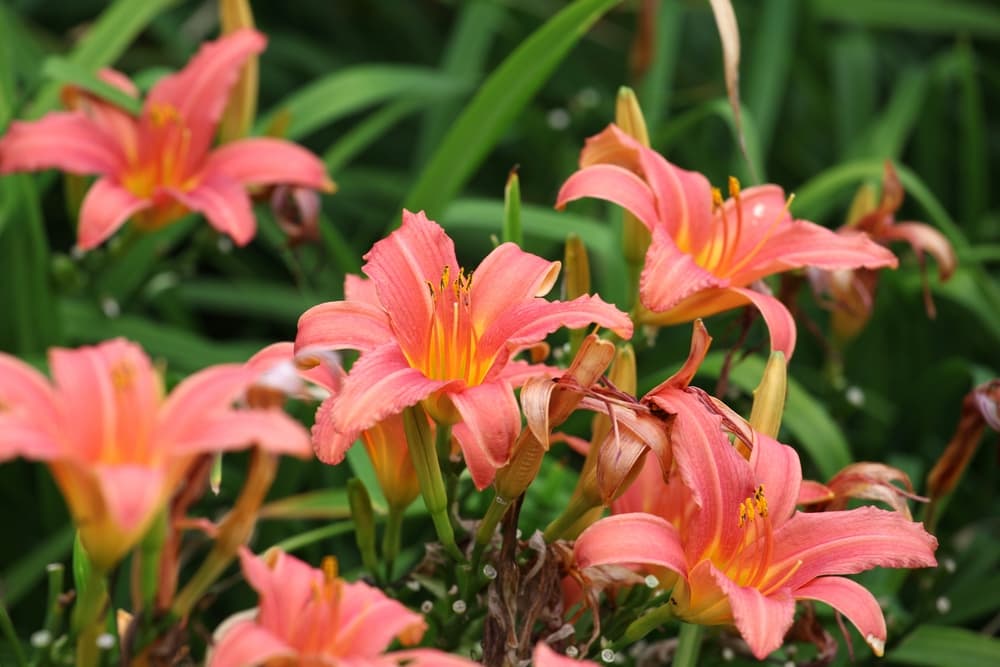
[145,29,266,158]
[332,344,452,435]
[165,175,256,245]
[794,576,887,656]
[49,339,161,464]
[748,433,802,527]
[208,621,296,667]
[647,319,712,392]
[0,419,62,462]
[771,507,937,591]
[574,513,688,575]
[203,137,333,191]
[311,396,360,465]
[170,410,311,458]
[93,464,165,534]
[556,163,661,232]
[332,580,427,655]
[344,274,380,305]
[533,642,598,667]
[709,563,796,660]
[77,178,151,249]
[391,649,482,667]
[238,548,317,641]
[0,352,60,458]
[157,364,253,445]
[882,222,957,280]
[295,300,393,355]
[478,294,632,357]
[728,287,797,359]
[640,225,726,313]
[0,112,125,175]
[450,381,521,489]
[797,480,835,505]
[494,359,560,388]
[362,210,459,360]
[470,242,560,328]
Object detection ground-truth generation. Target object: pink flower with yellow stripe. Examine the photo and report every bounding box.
[295,210,632,489]
[0,28,333,249]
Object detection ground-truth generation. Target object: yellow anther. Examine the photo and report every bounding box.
[728,175,741,199]
[149,103,180,127]
[711,187,725,209]
[321,555,339,584]
[110,361,134,392]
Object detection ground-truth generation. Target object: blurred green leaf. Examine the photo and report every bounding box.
[258,66,469,140]
[174,279,317,324]
[0,525,73,608]
[813,0,1000,38]
[259,489,356,520]
[27,0,178,118]
[888,625,1000,667]
[699,352,853,478]
[41,57,142,115]
[745,0,796,156]
[400,0,623,223]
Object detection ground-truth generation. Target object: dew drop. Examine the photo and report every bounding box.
[30,630,52,648]
[600,648,616,663]
[482,564,498,580]
[935,596,951,614]
[96,633,115,650]
[565,646,579,658]
[644,574,659,588]
[420,600,433,613]
[452,600,467,614]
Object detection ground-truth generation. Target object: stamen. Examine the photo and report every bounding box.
[720,193,796,279]
[110,361,134,392]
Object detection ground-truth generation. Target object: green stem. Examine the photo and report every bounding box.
[382,505,404,581]
[672,623,703,667]
[613,602,673,649]
[471,494,510,569]
[72,567,108,667]
[403,405,462,560]
[543,491,598,542]
[137,510,167,611]
[0,601,28,667]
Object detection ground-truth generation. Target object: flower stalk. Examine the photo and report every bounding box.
[403,404,462,560]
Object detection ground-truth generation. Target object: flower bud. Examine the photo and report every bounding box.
[218,0,258,143]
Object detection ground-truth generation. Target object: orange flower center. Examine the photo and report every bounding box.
[123,102,199,202]
[418,267,492,386]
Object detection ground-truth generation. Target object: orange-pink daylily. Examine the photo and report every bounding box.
[0,28,333,249]
[575,390,938,659]
[556,124,898,357]
[0,339,310,570]
[295,209,632,489]
[208,548,478,667]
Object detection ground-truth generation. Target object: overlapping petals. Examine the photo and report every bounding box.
[0,29,333,248]
[296,210,632,488]
[0,339,310,570]
[557,124,897,357]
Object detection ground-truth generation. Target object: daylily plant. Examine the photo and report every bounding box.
[0,28,333,249]
[0,339,310,570]
[295,209,632,488]
[556,124,898,356]
[209,548,478,667]
[575,391,938,659]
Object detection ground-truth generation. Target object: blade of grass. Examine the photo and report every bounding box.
[40,57,142,115]
[0,525,74,608]
[887,625,1000,667]
[636,0,682,128]
[847,67,928,160]
[813,0,1000,38]
[954,41,988,228]
[745,0,796,156]
[830,30,876,158]
[398,0,623,225]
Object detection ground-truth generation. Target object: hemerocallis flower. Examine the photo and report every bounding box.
[295,210,632,489]
[0,339,310,570]
[208,548,478,667]
[0,28,333,249]
[575,398,938,659]
[556,124,898,357]
[534,643,596,666]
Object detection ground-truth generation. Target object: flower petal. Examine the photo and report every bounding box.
[238,548,317,641]
[729,287,797,359]
[311,396,360,465]
[794,576,887,656]
[640,225,726,313]
[533,643,598,667]
[574,513,688,575]
[295,300,393,355]
[556,163,661,232]
[208,620,297,667]
[332,580,427,655]
[93,464,165,535]
[0,112,124,175]
[77,178,152,249]
[363,210,458,360]
[882,222,957,281]
[748,432,802,527]
[157,364,253,445]
[771,507,937,591]
[171,409,311,458]
[146,29,266,158]
[470,242,560,328]
[391,649,482,667]
[203,137,333,191]
[709,563,796,660]
[333,344,452,435]
[0,353,60,459]
[165,175,256,245]
[450,381,521,489]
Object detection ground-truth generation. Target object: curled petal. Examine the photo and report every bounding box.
[797,480,835,506]
[556,163,661,232]
[471,242,561,328]
[640,225,726,313]
[882,222,957,281]
[575,513,688,575]
[78,178,151,249]
[296,300,393,355]
[311,396,359,465]
[794,576,887,656]
[729,287,797,359]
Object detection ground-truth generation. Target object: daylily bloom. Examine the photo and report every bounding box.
[808,161,957,341]
[575,397,938,659]
[798,462,925,520]
[556,124,898,357]
[0,28,333,249]
[295,210,632,489]
[0,339,310,570]
[209,548,478,667]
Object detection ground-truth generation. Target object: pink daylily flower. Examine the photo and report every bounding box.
[534,643,596,666]
[0,28,333,249]
[575,394,938,659]
[556,124,898,357]
[295,210,632,489]
[209,548,479,667]
[0,339,310,570]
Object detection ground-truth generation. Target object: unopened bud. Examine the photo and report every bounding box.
[219,0,258,143]
[562,233,591,302]
[749,351,787,438]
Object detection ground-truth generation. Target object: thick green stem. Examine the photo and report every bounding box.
[403,405,462,560]
[72,566,108,667]
[0,601,28,667]
[471,493,511,569]
[672,623,703,667]
[348,479,379,577]
[543,491,599,542]
[613,602,674,650]
[382,505,404,581]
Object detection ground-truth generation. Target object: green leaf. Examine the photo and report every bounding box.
[699,352,852,478]
[26,0,178,118]
[888,625,1000,667]
[259,489,357,520]
[173,279,318,324]
[41,57,142,115]
[258,65,468,140]
[0,525,74,608]
[812,0,1000,38]
[745,0,797,155]
[503,170,522,246]
[399,0,623,223]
